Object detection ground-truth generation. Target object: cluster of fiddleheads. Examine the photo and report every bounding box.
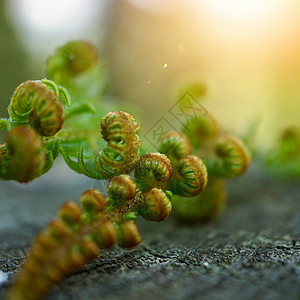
[0,127,46,183]
[6,172,171,300]
[6,113,210,299]
[0,79,71,182]
[0,45,137,183]
[2,41,252,300]
[171,111,251,223]
[159,131,208,197]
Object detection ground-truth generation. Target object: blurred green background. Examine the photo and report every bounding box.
[1,0,300,150]
[0,0,30,116]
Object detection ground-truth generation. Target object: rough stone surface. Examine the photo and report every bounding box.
[0,163,299,300]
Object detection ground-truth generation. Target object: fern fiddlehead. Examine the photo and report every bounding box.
[205,134,251,178]
[0,79,72,182]
[46,40,98,84]
[134,153,174,221]
[8,144,203,299]
[170,108,250,222]
[134,152,173,191]
[3,41,254,300]
[7,175,145,300]
[159,131,208,197]
[95,111,141,178]
[8,80,70,136]
[61,111,141,179]
[138,188,172,222]
[0,127,46,182]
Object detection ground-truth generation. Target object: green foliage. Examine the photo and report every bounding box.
[0,41,252,300]
[264,126,300,178]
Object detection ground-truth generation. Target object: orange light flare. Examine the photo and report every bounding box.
[186,0,300,148]
[194,0,300,67]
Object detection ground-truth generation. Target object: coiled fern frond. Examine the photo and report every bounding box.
[60,111,141,179]
[8,79,70,136]
[0,127,46,182]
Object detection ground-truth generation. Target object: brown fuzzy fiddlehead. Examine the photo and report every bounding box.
[114,221,141,249]
[6,194,114,300]
[105,175,141,248]
[0,127,46,183]
[7,168,176,299]
[138,188,172,222]
[7,173,154,300]
[107,174,137,205]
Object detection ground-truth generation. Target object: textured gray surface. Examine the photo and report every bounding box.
[0,163,299,300]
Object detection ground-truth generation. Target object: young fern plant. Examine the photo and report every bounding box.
[5,110,208,300]
[0,79,71,182]
[169,108,251,222]
[0,41,112,183]
[1,41,251,300]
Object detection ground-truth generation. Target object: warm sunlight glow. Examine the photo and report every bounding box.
[125,0,185,14]
[200,0,280,21]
